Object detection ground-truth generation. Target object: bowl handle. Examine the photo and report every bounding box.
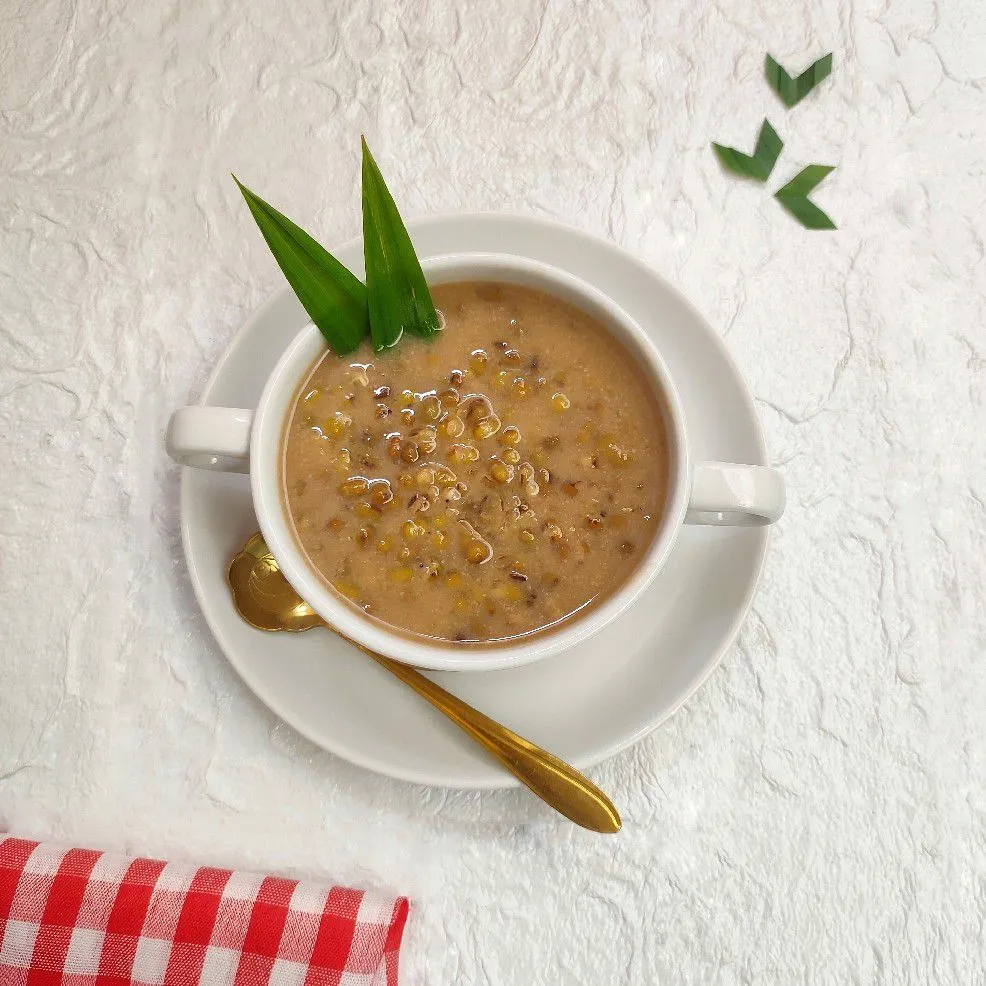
[166,407,254,473]
[686,462,785,526]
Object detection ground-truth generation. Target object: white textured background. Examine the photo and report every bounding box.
[2,0,985,982]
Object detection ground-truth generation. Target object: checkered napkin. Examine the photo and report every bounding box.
[0,837,408,985]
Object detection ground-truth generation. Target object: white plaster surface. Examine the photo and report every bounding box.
[1,1,984,982]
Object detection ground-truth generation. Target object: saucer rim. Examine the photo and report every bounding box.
[179,212,770,788]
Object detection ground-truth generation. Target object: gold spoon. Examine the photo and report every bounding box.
[228,533,621,833]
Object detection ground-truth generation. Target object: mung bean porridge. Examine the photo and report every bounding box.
[282,281,668,644]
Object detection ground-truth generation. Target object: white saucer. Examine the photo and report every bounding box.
[180,214,770,789]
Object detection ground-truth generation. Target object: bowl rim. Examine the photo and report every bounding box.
[251,252,691,672]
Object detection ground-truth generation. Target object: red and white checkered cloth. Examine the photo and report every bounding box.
[0,837,408,985]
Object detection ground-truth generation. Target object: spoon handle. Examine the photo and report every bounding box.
[358,647,621,833]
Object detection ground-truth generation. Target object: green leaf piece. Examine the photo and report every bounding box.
[233,176,368,356]
[712,119,783,181]
[766,53,833,107]
[360,137,441,352]
[775,165,837,229]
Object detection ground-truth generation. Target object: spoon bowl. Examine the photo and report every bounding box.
[229,532,322,631]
